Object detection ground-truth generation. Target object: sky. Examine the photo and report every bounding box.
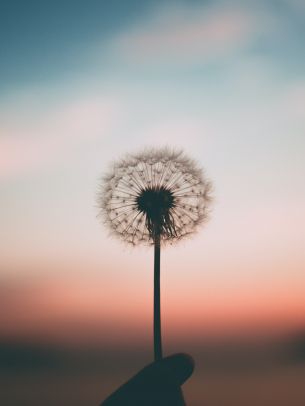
[1,0,305,349]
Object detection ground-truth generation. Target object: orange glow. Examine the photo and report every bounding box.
[1,262,304,346]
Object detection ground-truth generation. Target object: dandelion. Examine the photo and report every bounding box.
[97,147,212,361]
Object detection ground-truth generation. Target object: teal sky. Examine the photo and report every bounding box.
[1,0,305,89]
[1,0,305,342]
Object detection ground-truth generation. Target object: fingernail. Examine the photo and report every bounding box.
[162,353,195,385]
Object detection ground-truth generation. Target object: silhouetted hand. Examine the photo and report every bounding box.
[100,353,194,406]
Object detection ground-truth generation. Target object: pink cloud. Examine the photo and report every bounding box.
[281,81,305,122]
[117,6,257,63]
[0,96,121,180]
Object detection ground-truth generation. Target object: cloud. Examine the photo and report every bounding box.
[115,4,261,65]
[0,95,121,180]
[285,0,305,12]
[280,80,305,123]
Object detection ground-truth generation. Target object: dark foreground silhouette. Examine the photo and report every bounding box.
[100,353,194,405]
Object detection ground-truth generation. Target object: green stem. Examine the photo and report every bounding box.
[154,234,162,361]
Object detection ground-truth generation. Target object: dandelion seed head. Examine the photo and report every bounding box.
[97,147,213,246]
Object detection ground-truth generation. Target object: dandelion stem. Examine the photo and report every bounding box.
[154,233,162,361]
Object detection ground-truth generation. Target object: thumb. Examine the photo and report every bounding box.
[138,353,195,386]
[101,353,194,406]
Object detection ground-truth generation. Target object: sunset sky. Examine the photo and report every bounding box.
[1,0,305,349]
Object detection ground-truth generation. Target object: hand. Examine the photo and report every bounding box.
[100,353,194,406]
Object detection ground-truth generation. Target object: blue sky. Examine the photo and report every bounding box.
[1,0,305,91]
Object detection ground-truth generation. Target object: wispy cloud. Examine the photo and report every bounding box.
[0,95,122,180]
[114,4,263,65]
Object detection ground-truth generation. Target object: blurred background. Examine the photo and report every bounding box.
[1,0,305,405]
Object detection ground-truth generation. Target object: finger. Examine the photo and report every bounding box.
[157,353,195,386]
[138,353,194,386]
[100,353,194,405]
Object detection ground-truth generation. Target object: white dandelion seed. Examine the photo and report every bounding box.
[98,148,212,246]
[97,147,213,361]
